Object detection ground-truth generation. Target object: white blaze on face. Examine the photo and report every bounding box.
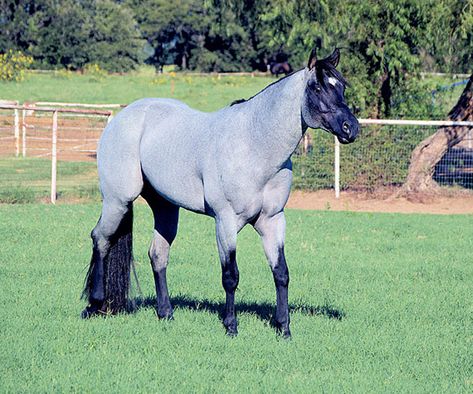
[328,77,338,87]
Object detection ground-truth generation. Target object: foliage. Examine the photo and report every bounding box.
[126,0,213,69]
[86,0,145,72]
[1,0,472,115]
[419,0,473,73]
[1,0,144,72]
[0,50,33,81]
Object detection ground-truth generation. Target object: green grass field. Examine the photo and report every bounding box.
[0,70,272,111]
[0,157,98,203]
[0,68,465,113]
[1,204,472,392]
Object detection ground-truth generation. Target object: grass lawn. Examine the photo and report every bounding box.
[0,157,98,203]
[0,70,272,112]
[0,204,472,392]
[0,69,465,114]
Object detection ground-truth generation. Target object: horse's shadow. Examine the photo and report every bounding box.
[128,294,344,326]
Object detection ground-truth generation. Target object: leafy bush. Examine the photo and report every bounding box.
[0,50,33,82]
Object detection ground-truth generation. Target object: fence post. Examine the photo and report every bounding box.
[21,109,26,157]
[334,136,340,198]
[51,111,58,204]
[14,109,19,157]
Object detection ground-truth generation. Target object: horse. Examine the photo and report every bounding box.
[270,61,293,77]
[81,47,359,337]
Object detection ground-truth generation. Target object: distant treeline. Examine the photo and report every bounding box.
[1,0,472,116]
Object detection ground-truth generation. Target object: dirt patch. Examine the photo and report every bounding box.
[287,189,473,215]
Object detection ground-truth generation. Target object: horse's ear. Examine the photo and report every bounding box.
[307,47,317,70]
[326,48,340,68]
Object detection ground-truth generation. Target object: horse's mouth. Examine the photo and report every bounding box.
[337,135,351,144]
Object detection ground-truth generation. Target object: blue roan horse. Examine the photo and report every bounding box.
[82,48,359,337]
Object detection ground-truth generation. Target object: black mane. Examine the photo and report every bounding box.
[229,57,348,107]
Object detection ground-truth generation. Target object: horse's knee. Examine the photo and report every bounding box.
[148,236,170,272]
[91,227,110,257]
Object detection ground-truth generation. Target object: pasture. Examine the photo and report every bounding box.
[0,68,466,112]
[1,204,472,392]
[1,70,472,392]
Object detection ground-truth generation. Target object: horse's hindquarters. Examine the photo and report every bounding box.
[138,103,209,213]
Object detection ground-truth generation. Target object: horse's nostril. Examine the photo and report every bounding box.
[342,121,350,134]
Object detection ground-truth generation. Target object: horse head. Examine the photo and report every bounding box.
[301,48,359,144]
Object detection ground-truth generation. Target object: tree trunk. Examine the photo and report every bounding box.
[401,73,473,195]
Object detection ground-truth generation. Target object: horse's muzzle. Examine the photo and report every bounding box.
[337,119,359,144]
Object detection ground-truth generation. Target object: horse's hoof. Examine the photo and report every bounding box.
[81,301,107,319]
[275,324,291,339]
[281,330,292,339]
[156,308,174,320]
[226,327,238,337]
[80,307,99,319]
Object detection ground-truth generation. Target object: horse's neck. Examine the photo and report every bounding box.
[248,70,307,169]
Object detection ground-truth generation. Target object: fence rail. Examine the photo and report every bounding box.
[1,101,473,204]
[294,119,473,196]
[0,103,112,203]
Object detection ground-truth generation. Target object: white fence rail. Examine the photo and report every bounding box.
[328,119,473,197]
[0,104,112,203]
[1,100,473,203]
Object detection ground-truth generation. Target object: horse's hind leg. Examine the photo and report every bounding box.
[82,199,132,317]
[142,189,179,319]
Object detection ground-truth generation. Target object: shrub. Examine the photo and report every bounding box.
[0,50,33,82]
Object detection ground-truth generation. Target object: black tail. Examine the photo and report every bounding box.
[82,207,133,313]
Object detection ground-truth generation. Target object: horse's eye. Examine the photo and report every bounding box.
[315,86,321,93]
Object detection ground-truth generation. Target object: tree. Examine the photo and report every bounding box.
[402,73,473,195]
[26,0,92,69]
[0,0,144,71]
[127,0,212,69]
[420,0,473,73]
[87,0,145,72]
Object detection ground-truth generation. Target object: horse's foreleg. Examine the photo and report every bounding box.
[215,214,239,336]
[254,211,291,338]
